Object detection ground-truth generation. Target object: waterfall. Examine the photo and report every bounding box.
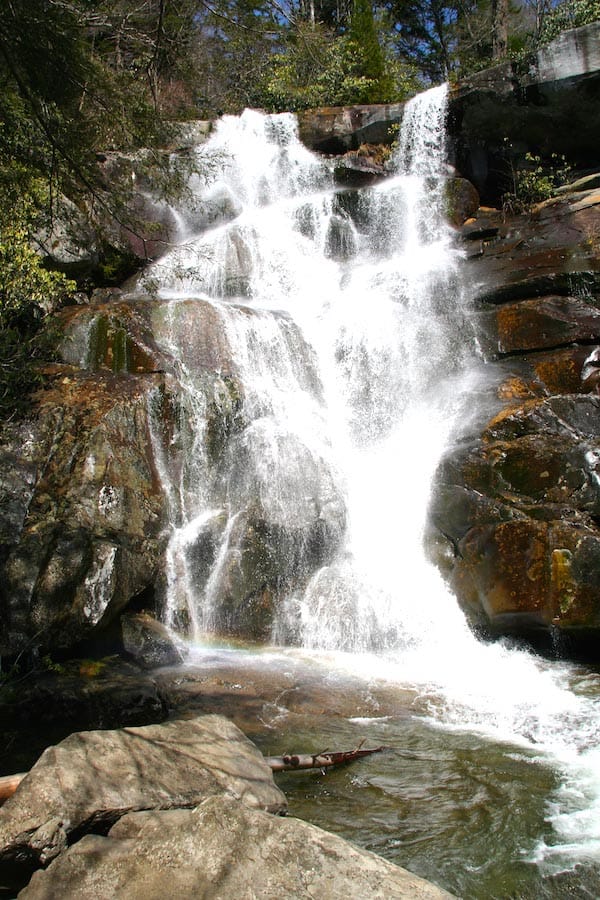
[138,92,600,880]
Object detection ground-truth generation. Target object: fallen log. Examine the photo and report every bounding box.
[264,745,385,772]
[0,773,25,803]
[0,745,384,805]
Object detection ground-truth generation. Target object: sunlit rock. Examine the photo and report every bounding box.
[0,716,286,893]
[19,795,454,900]
[429,177,600,650]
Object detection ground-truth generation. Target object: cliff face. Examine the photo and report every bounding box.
[449,22,600,204]
[428,186,600,653]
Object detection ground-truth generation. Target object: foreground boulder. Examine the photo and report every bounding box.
[19,794,453,899]
[0,715,286,891]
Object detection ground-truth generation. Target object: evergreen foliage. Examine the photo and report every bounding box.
[0,177,75,419]
[538,0,600,43]
[348,0,395,100]
[258,20,417,110]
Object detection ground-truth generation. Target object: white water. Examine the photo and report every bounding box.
[140,89,600,878]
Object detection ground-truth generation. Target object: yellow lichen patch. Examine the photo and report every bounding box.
[551,548,577,616]
[534,354,580,394]
[497,377,538,401]
[479,520,549,617]
[79,659,107,678]
[483,399,540,434]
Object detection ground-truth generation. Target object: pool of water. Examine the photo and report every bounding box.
[180,644,600,899]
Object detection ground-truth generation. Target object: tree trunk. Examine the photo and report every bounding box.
[492,0,508,60]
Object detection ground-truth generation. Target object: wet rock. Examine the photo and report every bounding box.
[0,660,169,774]
[0,715,286,891]
[1,293,255,657]
[431,392,600,646]
[429,175,600,653]
[333,145,392,187]
[444,176,480,227]
[325,212,359,260]
[462,189,600,309]
[298,103,406,154]
[120,612,186,669]
[59,299,173,375]
[19,794,454,900]
[479,294,600,357]
[0,370,168,656]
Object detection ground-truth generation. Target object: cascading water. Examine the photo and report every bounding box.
[138,89,600,896]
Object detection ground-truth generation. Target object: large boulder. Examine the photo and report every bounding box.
[0,369,168,657]
[0,715,286,891]
[19,794,453,900]
[120,612,186,669]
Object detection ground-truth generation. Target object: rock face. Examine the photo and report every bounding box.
[36,123,213,277]
[428,183,600,650]
[449,23,600,204]
[19,794,454,900]
[0,368,167,657]
[0,715,286,890]
[0,291,346,656]
[298,103,406,154]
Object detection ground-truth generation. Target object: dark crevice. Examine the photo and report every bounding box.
[493,337,600,360]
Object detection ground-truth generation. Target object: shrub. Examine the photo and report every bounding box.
[0,175,75,419]
[502,152,572,213]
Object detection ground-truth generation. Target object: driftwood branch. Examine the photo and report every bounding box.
[0,773,25,803]
[265,745,385,772]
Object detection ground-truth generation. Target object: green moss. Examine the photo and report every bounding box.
[89,315,108,369]
[111,327,130,373]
